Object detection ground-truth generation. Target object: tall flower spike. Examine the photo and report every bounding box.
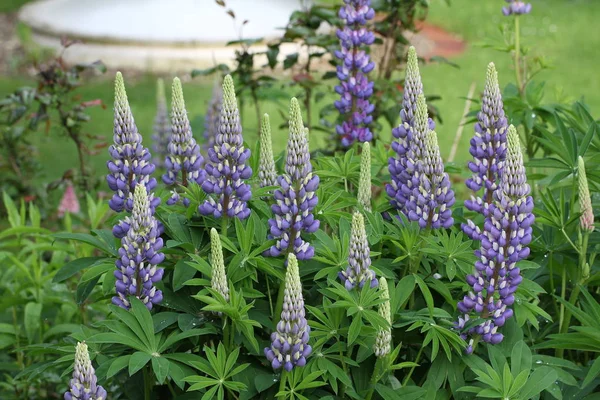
[199,75,252,219]
[203,80,223,155]
[210,228,229,301]
[339,211,377,289]
[162,78,206,206]
[502,0,532,16]
[578,156,594,232]
[258,114,277,188]
[463,63,508,241]
[266,98,320,260]
[406,129,455,229]
[64,342,107,400]
[107,72,158,235]
[374,277,392,358]
[151,78,170,169]
[264,253,312,371]
[113,184,164,310]
[334,0,375,146]
[457,125,534,349]
[358,141,372,211]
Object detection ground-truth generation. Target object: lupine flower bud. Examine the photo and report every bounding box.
[162,78,206,206]
[578,156,594,232]
[266,98,320,260]
[203,80,223,155]
[64,342,107,400]
[334,0,375,146]
[58,183,80,217]
[457,125,534,348]
[199,75,252,220]
[113,184,164,310]
[406,130,455,229]
[374,277,391,358]
[258,114,277,189]
[107,72,158,226]
[151,78,170,169]
[463,63,508,240]
[358,141,372,211]
[210,228,229,301]
[387,49,436,215]
[339,211,377,289]
[502,0,532,16]
[264,253,312,371]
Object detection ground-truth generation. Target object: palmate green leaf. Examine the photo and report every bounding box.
[106,355,130,378]
[109,303,154,350]
[508,370,530,397]
[87,332,148,352]
[53,256,110,283]
[347,316,362,345]
[152,356,170,384]
[582,357,600,389]
[54,232,116,256]
[158,327,216,353]
[413,274,434,317]
[24,302,42,344]
[186,375,219,391]
[510,341,532,376]
[518,366,557,399]
[129,351,151,375]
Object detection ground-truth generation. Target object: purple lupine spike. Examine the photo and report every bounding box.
[339,211,378,289]
[108,72,159,239]
[334,0,375,147]
[151,78,170,169]
[265,98,320,260]
[386,48,435,214]
[64,342,107,400]
[456,126,534,349]
[462,63,508,241]
[264,253,312,371]
[406,129,455,229]
[502,0,532,16]
[199,75,252,220]
[162,78,206,206]
[203,80,223,156]
[113,184,164,310]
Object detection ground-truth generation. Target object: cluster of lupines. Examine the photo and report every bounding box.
[357,141,372,211]
[339,211,377,289]
[151,78,170,169]
[203,81,223,156]
[457,126,534,351]
[64,342,107,400]
[386,47,436,215]
[199,75,252,220]
[578,157,594,232]
[107,72,159,238]
[462,63,508,239]
[334,0,375,146]
[502,0,532,16]
[112,184,164,310]
[258,114,277,189]
[266,98,320,260]
[162,78,206,206]
[264,253,312,371]
[374,277,392,358]
[210,228,229,301]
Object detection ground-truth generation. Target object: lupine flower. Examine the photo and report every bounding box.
[578,156,594,232]
[210,228,229,301]
[151,78,170,169]
[107,72,158,215]
[199,75,252,220]
[339,211,377,289]
[64,342,107,400]
[162,78,206,206]
[258,113,277,189]
[58,183,80,217]
[266,98,320,260]
[387,48,435,214]
[463,63,508,234]
[357,141,372,211]
[334,0,375,146]
[264,253,312,371]
[457,126,534,349]
[502,0,532,16]
[203,80,223,155]
[374,277,391,358]
[113,184,164,310]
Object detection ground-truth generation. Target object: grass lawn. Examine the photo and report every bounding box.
[1,0,600,189]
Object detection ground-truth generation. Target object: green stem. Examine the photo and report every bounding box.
[514,16,523,95]
[548,252,560,318]
[273,282,286,325]
[143,365,153,400]
[278,370,288,397]
[266,275,274,317]
[403,346,423,387]
[221,216,228,236]
[339,345,348,398]
[365,358,381,400]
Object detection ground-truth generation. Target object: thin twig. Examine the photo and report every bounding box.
[448,82,477,163]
